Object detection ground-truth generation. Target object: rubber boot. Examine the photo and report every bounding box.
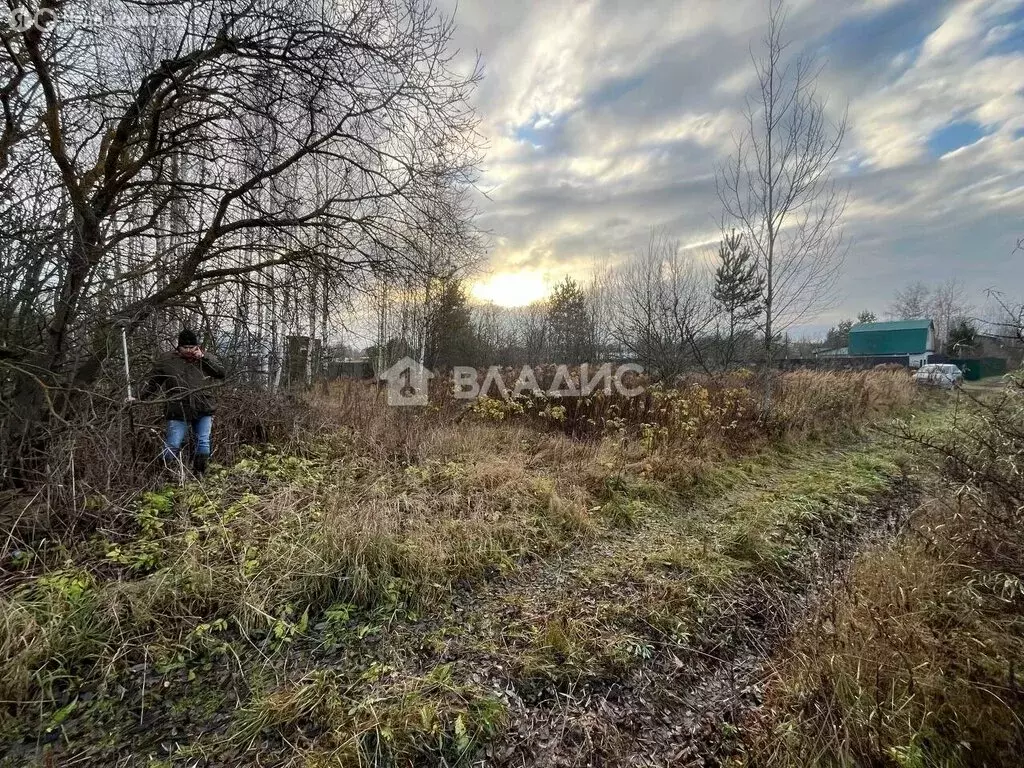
[192,452,209,476]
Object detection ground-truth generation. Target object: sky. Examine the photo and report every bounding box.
[437,0,1024,337]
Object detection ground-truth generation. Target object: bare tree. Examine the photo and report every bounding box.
[887,279,972,352]
[983,291,1024,346]
[886,281,932,321]
[1,0,482,481]
[717,0,847,369]
[585,256,615,359]
[609,232,714,379]
[2,0,480,365]
[980,239,1023,348]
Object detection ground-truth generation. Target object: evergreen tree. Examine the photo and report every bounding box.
[424,279,476,370]
[825,310,874,350]
[947,318,979,355]
[825,319,853,349]
[713,230,764,367]
[547,277,591,363]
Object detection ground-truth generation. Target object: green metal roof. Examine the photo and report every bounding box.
[848,319,934,356]
[848,319,933,334]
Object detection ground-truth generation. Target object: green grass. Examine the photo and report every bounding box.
[222,665,507,766]
[429,434,914,714]
[742,385,1024,768]
[0,373,936,765]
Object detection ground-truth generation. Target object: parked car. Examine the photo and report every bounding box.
[913,363,964,389]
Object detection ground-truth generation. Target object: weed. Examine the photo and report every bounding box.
[0,369,926,762]
[745,374,1024,767]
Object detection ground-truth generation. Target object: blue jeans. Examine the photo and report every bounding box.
[163,416,213,462]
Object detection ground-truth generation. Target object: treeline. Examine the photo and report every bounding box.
[367,231,769,377]
[388,253,1024,376]
[822,277,1024,355]
[0,0,484,487]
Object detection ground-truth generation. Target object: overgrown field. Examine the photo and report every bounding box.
[2,369,1004,766]
[741,374,1024,767]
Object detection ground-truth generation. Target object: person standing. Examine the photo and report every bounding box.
[142,329,226,474]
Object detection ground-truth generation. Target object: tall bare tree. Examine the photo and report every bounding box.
[986,239,1023,347]
[887,279,972,352]
[717,0,847,369]
[2,0,480,365]
[887,282,932,321]
[0,0,482,481]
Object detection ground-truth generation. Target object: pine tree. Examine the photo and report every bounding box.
[825,310,875,351]
[947,318,978,355]
[713,230,764,367]
[547,277,591,364]
[424,278,476,370]
[825,319,853,349]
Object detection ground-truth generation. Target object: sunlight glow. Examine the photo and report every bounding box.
[471,271,550,307]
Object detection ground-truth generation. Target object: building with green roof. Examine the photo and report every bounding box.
[848,319,935,366]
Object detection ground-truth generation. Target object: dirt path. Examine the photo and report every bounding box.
[5,438,918,768]
[435,445,918,767]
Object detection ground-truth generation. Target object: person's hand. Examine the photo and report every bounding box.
[193,347,205,360]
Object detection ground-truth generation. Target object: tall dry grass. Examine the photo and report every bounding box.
[0,368,920,742]
[464,367,916,450]
[745,371,1024,767]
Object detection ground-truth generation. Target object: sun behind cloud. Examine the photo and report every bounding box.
[471,270,550,307]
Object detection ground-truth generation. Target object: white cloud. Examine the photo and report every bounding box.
[852,0,1024,168]
[441,0,1024,326]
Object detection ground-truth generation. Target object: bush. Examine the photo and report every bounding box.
[464,368,916,451]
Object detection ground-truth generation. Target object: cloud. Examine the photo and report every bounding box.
[440,0,1024,329]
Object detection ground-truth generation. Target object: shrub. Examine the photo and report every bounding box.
[461,367,916,452]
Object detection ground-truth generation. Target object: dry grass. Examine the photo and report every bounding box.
[0,413,609,739]
[744,372,1024,768]
[465,368,916,451]
[747,497,1024,768]
[771,369,918,440]
[0,368,922,760]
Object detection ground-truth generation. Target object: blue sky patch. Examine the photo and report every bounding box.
[927,120,987,157]
[814,0,953,79]
[512,113,564,149]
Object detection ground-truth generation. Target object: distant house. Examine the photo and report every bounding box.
[974,333,1024,367]
[328,357,373,379]
[848,319,935,368]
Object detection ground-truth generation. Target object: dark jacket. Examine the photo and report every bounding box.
[143,351,226,421]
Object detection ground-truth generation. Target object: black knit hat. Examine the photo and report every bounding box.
[177,328,199,348]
